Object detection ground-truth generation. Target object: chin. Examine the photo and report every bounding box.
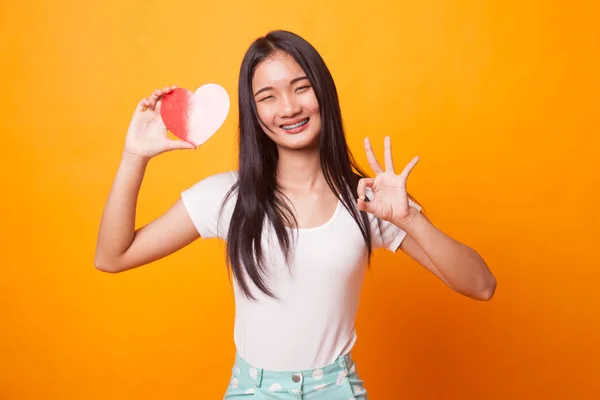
[275,131,320,151]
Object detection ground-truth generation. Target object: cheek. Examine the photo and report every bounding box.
[303,95,320,116]
[256,105,276,125]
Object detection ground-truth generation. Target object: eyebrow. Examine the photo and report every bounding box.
[253,76,310,97]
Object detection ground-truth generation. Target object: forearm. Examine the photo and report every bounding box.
[395,208,496,299]
[95,152,149,267]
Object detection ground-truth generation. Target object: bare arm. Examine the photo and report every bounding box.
[94,85,198,273]
[397,207,496,301]
[94,153,200,273]
[399,232,455,290]
[358,136,495,301]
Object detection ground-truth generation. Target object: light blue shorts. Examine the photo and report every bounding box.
[224,352,368,399]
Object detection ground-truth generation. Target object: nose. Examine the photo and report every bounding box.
[278,94,301,118]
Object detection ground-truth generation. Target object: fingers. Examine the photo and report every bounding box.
[147,88,165,110]
[357,177,375,201]
[357,193,376,213]
[364,137,384,174]
[384,136,395,172]
[365,136,417,179]
[398,156,420,181]
[138,98,151,112]
[142,85,178,112]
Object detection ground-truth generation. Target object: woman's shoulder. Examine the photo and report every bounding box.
[180,170,239,239]
[201,170,239,186]
[182,170,239,201]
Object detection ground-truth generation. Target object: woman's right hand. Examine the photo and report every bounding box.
[124,85,196,159]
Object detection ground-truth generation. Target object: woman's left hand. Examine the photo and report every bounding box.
[357,136,419,225]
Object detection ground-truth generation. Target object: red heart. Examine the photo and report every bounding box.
[160,84,230,146]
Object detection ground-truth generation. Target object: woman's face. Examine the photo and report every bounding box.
[252,51,322,151]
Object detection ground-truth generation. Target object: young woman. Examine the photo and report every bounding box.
[95,30,496,399]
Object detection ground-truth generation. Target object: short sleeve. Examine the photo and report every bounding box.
[180,171,238,239]
[370,198,422,253]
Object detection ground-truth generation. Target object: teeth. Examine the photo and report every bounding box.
[282,119,308,130]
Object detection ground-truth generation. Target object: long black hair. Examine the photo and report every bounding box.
[220,30,417,300]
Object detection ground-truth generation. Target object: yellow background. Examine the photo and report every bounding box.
[2,0,599,398]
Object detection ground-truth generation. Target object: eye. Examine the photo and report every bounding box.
[295,85,311,92]
[258,95,275,102]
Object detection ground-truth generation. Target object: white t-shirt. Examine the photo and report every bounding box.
[181,171,421,371]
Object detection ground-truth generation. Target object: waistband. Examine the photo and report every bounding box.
[233,351,354,389]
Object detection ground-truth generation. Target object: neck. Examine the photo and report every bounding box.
[276,146,328,193]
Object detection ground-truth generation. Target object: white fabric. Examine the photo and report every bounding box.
[181,171,421,371]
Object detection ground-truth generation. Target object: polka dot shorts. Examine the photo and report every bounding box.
[224,352,367,399]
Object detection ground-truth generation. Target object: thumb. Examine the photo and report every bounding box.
[165,139,197,152]
[357,177,375,200]
[357,197,377,214]
[356,177,376,213]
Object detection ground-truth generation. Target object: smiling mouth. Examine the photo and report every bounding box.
[281,118,309,130]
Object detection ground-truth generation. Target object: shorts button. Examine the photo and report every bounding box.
[292,373,302,383]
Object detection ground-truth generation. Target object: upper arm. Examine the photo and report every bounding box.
[399,233,454,290]
[113,199,201,272]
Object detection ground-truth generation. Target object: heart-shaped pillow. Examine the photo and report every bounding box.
[160,84,230,146]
